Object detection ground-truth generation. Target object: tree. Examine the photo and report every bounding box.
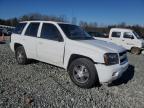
[118,22,126,28]
[10,18,18,26]
[89,22,97,28]
[79,21,88,28]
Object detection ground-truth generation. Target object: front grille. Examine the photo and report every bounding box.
[119,51,127,65]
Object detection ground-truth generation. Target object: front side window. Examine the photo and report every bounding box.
[111,32,121,38]
[40,23,63,41]
[13,23,26,34]
[123,32,134,39]
[25,23,40,37]
[59,24,93,40]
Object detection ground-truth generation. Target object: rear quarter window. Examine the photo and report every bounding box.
[13,23,27,34]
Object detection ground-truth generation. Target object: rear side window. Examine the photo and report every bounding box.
[40,23,62,41]
[25,23,40,37]
[13,23,26,34]
[112,32,121,38]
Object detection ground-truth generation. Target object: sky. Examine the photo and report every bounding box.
[0,0,144,25]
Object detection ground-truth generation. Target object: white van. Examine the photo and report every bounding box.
[94,28,144,55]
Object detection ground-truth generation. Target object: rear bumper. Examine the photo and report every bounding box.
[95,62,129,83]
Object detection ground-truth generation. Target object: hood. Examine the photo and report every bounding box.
[78,39,126,53]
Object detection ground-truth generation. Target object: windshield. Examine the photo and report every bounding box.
[133,31,142,39]
[59,24,93,40]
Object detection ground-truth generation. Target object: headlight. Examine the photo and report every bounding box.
[104,53,119,65]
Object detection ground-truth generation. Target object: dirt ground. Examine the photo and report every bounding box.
[0,43,144,108]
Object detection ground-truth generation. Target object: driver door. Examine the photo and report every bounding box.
[37,23,65,67]
[122,32,136,49]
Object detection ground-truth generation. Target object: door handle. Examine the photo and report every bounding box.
[122,40,124,41]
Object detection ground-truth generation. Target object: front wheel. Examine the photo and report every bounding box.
[68,58,99,88]
[131,47,141,55]
[15,46,28,65]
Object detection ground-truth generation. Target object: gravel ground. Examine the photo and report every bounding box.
[0,42,144,108]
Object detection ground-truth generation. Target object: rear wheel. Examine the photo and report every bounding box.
[131,47,141,55]
[68,58,99,88]
[15,46,28,65]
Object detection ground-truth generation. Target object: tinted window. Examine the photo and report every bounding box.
[25,23,40,37]
[13,23,26,34]
[123,32,134,39]
[40,23,62,41]
[112,32,121,38]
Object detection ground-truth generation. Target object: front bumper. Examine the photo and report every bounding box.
[10,42,14,52]
[95,62,129,83]
[142,50,144,54]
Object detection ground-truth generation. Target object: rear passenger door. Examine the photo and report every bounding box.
[37,23,64,67]
[23,22,40,59]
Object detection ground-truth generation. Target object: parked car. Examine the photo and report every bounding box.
[10,21,129,88]
[94,28,144,55]
[5,28,13,36]
[2,28,14,36]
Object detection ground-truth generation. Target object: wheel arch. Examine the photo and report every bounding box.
[67,54,95,70]
[14,43,24,52]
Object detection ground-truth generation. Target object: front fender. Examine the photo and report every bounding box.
[63,46,105,69]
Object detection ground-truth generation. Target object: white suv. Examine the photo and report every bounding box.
[10,21,129,88]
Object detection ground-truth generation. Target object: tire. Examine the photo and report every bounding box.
[68,58,99,88]
[15,46,28,65]
[131,47,141,55]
